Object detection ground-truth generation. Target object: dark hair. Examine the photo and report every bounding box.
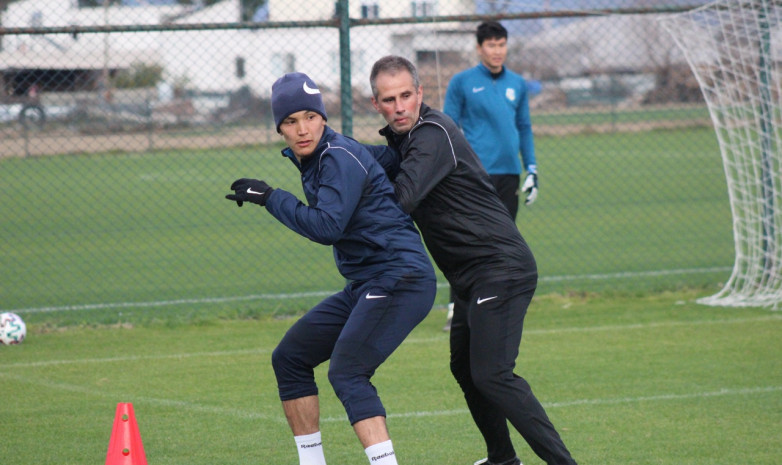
[476,21,507,45]
[370,55,421,98]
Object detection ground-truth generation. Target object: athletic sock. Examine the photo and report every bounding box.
[365,439,398,465]
[294,431,326,465]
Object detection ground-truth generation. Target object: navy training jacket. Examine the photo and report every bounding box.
[264,126,434,283]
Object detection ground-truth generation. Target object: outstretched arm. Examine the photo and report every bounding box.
[517,81,538,205]
[265,152,364,244]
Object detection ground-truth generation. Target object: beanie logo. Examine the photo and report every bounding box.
[303,82,321,95]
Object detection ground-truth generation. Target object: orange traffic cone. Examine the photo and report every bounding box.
[105,403,148,465]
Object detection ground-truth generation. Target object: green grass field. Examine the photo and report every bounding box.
[532,104,710,126]
[1,123,778,463]
[2,290,781,464]
[0,126,735,328]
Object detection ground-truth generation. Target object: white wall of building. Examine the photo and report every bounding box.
[2,0,188,53]
[269,0,474,22]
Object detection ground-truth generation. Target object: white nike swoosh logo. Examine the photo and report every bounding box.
[476,296,498,305]
[303,82,321,95]
[246,187,265,195]
[366,293,387,299]
[472,86,485,93]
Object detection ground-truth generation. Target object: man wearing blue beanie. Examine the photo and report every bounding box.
[270,72,328,132]
[226,72,436,465]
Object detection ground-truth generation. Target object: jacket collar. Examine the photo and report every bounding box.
[478,61,505,79]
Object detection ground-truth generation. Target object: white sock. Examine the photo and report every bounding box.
[294,431,326,465]
[365,439,398,465]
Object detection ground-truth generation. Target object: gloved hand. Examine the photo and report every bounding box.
[521,172,538,205]
[226,178,273,207]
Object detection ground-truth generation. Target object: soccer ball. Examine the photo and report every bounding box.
[0,312,27,345]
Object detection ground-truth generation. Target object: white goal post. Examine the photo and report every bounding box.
[660,0,782,308]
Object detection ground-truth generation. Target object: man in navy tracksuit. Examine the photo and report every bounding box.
[441,20,539,331]
[369,56,577,465]
[225,72,436,465]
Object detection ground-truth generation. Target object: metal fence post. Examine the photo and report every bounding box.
[338,0,353,138]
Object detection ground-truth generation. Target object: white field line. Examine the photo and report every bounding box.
[3,314,780,370]
[1,369,779,425]
[0,371,281,422]
[1,348,274,368]
[6,266,732,314]
[2,315,780,425]
[374,385,782,423]
[3,314,781,370]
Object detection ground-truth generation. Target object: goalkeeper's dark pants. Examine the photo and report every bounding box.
[450,279,578,465]
[489,174,520,222]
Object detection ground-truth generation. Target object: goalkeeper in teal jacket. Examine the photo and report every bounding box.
[442,20,538,332]
[444,20,538,216]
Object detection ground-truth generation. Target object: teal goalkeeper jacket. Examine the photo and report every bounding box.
[443,62,537,176]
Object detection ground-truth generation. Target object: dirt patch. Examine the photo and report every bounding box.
[0,126,281,158]
[0,118,712,158]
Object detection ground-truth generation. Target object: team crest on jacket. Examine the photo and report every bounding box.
[506,88,516,101]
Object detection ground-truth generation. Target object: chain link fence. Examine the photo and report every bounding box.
[1,0,738,322]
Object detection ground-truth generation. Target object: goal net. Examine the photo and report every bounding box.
[660,0,782,308]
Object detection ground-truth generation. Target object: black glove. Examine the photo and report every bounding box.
[226,178,273,207]
[521,172,538,205]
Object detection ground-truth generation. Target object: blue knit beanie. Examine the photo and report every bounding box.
[271,72,327,132]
